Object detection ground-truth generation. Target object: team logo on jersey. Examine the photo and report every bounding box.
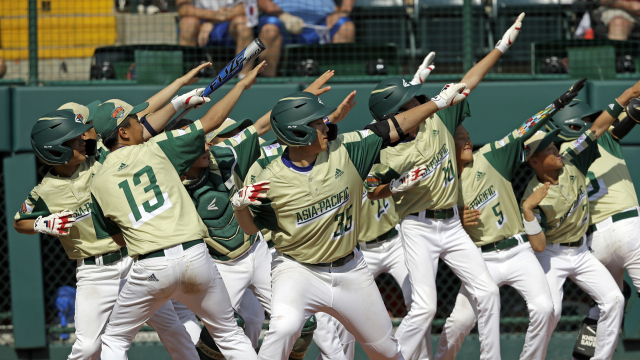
[468,186,498,211]
[570,175,576,184]
[573,133,588,152]
[335,168,344,179]
[295,187,350,228]
[207,198,219,211]
[75,113,84,124]
[111,106,126,120]
[117,163,129,171]
[432,130,439,139]
[421,144,450,181]
[476,171,486,181]
[18,200,31,214]
[557,185,587,227]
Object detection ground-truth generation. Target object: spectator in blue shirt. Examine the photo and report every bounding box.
[257,0,356,77]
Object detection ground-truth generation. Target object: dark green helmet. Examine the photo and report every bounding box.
[545,100,602,141]
[270,92,335,147]
[30,110,93,165]
[369,77,422,121]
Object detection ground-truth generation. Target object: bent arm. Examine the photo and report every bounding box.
[235,207,261,235]
[13,219,37,235]
[142,104,178,141]
[367,184,393,201]
[591,84,640,138]
[522,206,546,252]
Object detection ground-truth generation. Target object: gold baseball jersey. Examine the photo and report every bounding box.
[372,101,471,219]
[459,139,526,246]
[250,130,383,263]
[560,131,639,225]
[359,164,399,242]
[90,120,209,257]
[15,144,117,259]
[522,130,600,244]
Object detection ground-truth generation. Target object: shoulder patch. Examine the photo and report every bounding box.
[359,130,371,138]
[366,174,380,189]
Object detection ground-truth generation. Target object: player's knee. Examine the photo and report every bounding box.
[259,24,281,42]
[334,21,355,41]
[361,329,402,360]
[476,282,500,304]
[179,16,200,34]
[74,337,103,358]
[599,289,625,319]
[529,296,554,326]
[268,312,305,339]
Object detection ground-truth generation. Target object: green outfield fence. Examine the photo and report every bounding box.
[3,0,640,83]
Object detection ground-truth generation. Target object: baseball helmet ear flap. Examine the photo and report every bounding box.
[84,139,97,157]
[327,123,338,141]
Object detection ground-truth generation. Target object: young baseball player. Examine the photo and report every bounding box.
[14,106,200,360]
[518,80,640,359]
[545,99,640,357]
[231,65,472,360]
[365,13,525,360]
[433,79,586,360]
[88,62,267,360]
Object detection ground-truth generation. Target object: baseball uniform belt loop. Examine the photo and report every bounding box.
[285,243,361,267]
[366,228,399,245]
[409,207,456,220]
[82,247,129,266]
[480,234,529,253]
[588,208,639,235]
[137,239,204,261]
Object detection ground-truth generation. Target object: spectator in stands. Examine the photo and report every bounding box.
[177,0,255,76]
[596,0,640,40]
[257,0,356,77]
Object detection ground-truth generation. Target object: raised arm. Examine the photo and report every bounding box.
[590,79,640,139]
[200,61,267,135]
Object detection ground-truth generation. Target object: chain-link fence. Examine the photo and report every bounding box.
[2,0,640,83]
[0,155,12,333]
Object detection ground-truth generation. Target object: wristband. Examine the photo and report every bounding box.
[523,217,542,236]
[324,116,331,124]
[605,99,624,119]
[387,114,406,141]
[140,114,159,137]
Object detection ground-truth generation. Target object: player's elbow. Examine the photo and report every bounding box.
[529,235,546,252]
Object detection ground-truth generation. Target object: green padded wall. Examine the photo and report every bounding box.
[0,87,10,152]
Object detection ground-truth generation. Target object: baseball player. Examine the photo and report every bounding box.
[545,99,640,358]
[433,79,586,360]
[518,80,640,359]
[231,67,471,360]
[14,105,200,360]
[88,62,267,360]
[365,13,525,360]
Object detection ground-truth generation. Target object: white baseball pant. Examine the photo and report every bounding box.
[258,248,403,360]
[535,237,624,360]
[395,211,501,360]
[69,255,197,360]
[313,312,355,360]
[99,242,256,360]
[587,208,640,320]
[435,241,555,360]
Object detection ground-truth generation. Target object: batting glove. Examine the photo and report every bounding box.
[171,88,210,111]
[279,12,305,35]
[232,180,270,210]
[553,77,587,109]
[495,12,525,53]
[389,165,426,194]
[411,52,436,85]
[431,83,469,109]
[34,210,76,236]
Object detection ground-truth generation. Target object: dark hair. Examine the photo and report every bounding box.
[166,118,194,132]
[103,116,133,150]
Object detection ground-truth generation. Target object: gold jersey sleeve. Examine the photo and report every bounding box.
[15,159,121,259]
[521,130,598,244]
[459,143,526,246]
[90,120,209,257]
[560,131,638,225]
[359,164,399,242]
[250,130,383,263]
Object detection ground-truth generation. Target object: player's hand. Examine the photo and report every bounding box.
[390,165,426,194]
[279,12,305,35]
[303,70,334,97]
[328,91,357,124]
[232,181,270,210]
[239,61,266,90]
[214,7,232,22]
[460,205,481,227]
[171,88,210,111]
[554,78,587,109]
[34,210,76,236]
[198,22,214,47]
[495,12,525,53]
[326,11,349,29]
[523,182,550,210]
[181,62,213,86]
[411,52,436,84]
[431,83,469,109]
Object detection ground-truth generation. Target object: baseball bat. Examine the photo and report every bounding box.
[165,38,266,130]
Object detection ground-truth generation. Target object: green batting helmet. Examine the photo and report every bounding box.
[270,92,335,147]
[545,100,602,141]
[31,110,93,165]
[369,77,422,121]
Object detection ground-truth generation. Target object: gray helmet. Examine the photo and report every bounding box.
[31,110,93,165]
[270,91,335,146]
[369,77,422,121]
[545,100,602,141]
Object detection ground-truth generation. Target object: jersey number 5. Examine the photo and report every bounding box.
[333,204,353,240]
[492,202,507,230]
[118,165,173,228]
